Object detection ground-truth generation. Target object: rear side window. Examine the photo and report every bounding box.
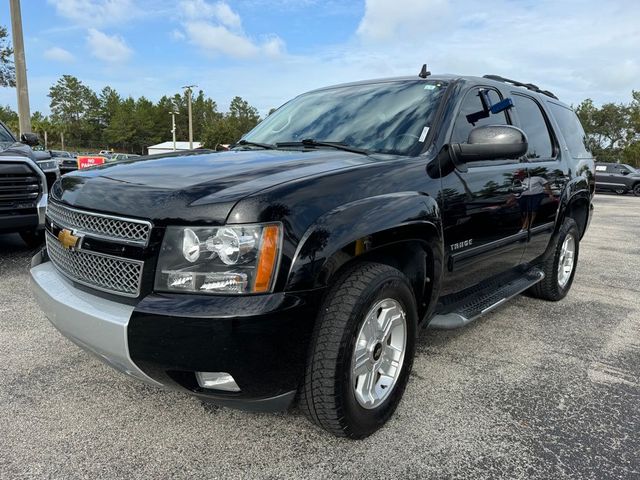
[512,94,553,160]
[451,88,508,143]
[548,103,591,158]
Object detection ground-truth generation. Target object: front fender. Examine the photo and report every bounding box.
[285,192,442,291]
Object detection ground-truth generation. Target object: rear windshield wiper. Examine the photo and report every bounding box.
[276,139,370,155]
[233,139,276,150]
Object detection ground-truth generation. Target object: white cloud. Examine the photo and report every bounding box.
[170,29,186,41]
[357,0,449,41]
[177,0,285,59]
[184,21,259,58]
[86,28,133,63]
[181,0,242,29]
[47,0,137,26]
[347,0,640,106]
[43,46,75,63]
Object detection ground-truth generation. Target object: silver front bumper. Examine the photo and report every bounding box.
[30,260,162,387]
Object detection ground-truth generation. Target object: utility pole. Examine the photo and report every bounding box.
[182,84,197,150]
[9,0,31,136]
[60,131,64,151]
[170,111,179,151]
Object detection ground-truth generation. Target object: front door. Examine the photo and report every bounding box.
[440,86,527,296]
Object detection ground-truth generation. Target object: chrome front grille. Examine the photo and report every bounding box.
[47,201,152,246]
[46,232,144,297]
[0,162,41,214]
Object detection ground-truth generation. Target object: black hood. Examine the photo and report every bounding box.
[52,149,372,224]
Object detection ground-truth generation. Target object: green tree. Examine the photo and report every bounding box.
[192,89,220,141]
[0,26,15,87]
[0,104,18,134]
[104,97,135,149]
[575,98,632,162]
[30,111,52,144]
[132,96,160,153]
[48,75,100,148]
[98,86,122,130]
[202,96,260,148]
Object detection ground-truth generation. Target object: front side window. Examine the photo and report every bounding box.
[512,94,554,160]
[244,80,448,156]
[450,88,508,144]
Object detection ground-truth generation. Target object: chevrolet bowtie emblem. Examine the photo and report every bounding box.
[57,229,80,250]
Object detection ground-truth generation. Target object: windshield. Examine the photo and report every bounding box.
[244,80,448,156]
[50,151,70,157]
[0,123,15,145]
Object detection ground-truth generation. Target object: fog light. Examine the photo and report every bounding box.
[195,372,240,392]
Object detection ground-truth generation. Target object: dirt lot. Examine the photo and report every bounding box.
[1,194,638,479]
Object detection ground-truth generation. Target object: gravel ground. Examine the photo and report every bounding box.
[1,194,639,479]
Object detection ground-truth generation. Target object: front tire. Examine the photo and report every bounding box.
[300,262,417,438]
[528,218,579,301]
[614,188,626,195]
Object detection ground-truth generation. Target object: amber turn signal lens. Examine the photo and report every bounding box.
[253,224,281,293]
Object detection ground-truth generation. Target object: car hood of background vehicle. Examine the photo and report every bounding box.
[52,149,373,224]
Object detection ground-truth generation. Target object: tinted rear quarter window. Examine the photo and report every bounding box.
[548,103,592,158]
[512,94,553,160]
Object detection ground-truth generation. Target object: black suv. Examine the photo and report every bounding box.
[0,121,58,246]
[595,162,640,196]
[31,71,594,438]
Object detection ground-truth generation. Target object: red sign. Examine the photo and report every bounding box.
[77,155,107,169]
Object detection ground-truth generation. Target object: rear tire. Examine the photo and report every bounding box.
[528,218,579,301]
[19,229,44,248]
[300,262,417,439]
[633,184,640,197]
[614,188,626,195]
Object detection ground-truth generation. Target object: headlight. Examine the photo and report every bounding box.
[37,160,58,170]
[155,223,282,294]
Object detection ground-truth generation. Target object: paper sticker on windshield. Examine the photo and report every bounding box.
[424,84,436,90]
[419,126,429,142]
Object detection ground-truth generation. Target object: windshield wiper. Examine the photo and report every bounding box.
[233,139,276,150]
[277,139,370,156]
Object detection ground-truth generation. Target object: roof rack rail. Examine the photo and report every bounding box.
[483,74,559,100]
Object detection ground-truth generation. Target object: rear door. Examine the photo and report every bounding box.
[439,86,527,295]
[509,93,567,261]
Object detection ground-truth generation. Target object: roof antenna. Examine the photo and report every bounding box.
[418,64,431,78]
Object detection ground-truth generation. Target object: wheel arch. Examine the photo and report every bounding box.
[560,191,591,240]
[285,193,444,320]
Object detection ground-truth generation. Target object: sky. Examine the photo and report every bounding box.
[0,0,638,117]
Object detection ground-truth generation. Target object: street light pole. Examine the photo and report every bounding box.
[170,111,179,151]
[9,0,32,136]
[182,84,197,150]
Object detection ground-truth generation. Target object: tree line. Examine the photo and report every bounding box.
[575,92,640,167]
[0,74,262,153]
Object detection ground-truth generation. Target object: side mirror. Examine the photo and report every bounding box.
[451,125,527,163]
[620,170,629,176]
[20,132,40,147]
